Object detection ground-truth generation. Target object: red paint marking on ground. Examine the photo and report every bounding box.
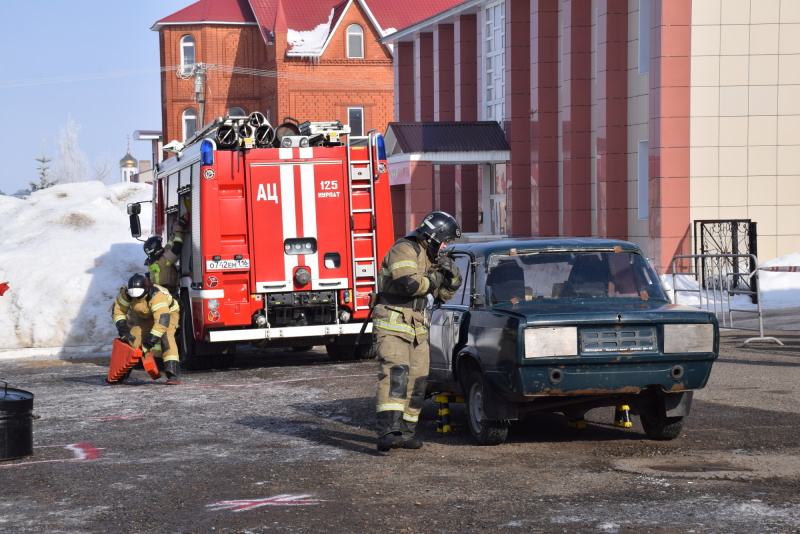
[207,494,325,511]
[0,442,102,468]
[167,374,372,390]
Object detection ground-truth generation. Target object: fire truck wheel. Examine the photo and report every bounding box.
[325,341,375,361]
[179,293,212,371]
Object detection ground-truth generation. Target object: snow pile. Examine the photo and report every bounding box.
[661,253,800,311]
[0,181,151,352]
[287,9,334,56]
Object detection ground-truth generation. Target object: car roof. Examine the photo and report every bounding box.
[449,237,644,258]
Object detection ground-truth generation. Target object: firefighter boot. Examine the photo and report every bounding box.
[165,360,182,385]
[400,420,423,450]
[376,410,405,452]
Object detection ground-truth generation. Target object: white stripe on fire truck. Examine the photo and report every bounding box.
[300,163,319,275]
[280,164,299,282]
[279,148,292,160]
[299,147,314,159]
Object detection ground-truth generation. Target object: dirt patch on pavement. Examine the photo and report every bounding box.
[614,452,800,480]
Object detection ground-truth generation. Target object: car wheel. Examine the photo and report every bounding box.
[640,404,684,441]
[466,369,509,446]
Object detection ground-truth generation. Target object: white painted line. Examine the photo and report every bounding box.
[207,494,326,512]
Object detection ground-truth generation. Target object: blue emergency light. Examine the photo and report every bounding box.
[201,139,215,166]
[376,133,386,160]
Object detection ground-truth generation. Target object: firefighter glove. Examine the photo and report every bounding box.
[178,214,190,229]
[444,271,463,292]
[425,267,444,292]
[142,332,160,351]
[436,255,458,277]
[116,320,130,337]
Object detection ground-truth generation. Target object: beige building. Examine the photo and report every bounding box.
[689,0,800,263]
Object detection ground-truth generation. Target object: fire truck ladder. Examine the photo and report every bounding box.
[346,131,381,312]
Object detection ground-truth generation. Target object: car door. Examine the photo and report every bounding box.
[428,253,473,388]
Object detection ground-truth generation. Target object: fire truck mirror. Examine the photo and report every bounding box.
[129,213,142,238]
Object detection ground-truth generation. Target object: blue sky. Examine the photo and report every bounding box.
[0,0,192,194]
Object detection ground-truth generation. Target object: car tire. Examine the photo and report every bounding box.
[640,405,684,441]
[465,369,509,446]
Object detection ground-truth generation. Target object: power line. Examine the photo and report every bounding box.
[0,64,394,90]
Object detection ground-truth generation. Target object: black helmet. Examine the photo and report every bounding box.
[406,211,461,261]
[126,273,151,299]
[143,236,163,258]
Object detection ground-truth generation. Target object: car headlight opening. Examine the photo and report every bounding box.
[663,323,714,354]
[524,327,578,358]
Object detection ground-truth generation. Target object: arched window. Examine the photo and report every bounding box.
[347,24,364,59]
[180,35,196,75]
[228,106,246,117]
[182,109,197,141]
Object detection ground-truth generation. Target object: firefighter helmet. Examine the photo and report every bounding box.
[143,236,163,258]
[406,211,461,261]
[126,273,151,299]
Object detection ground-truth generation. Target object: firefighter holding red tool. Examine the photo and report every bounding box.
[144,214,188,297]
[373,211,462,452]
[112,273,182,384]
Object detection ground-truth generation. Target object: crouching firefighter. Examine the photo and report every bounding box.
[373,211,462,452]
[112,273,182,385]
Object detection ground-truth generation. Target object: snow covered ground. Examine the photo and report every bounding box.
[0,181,798,359]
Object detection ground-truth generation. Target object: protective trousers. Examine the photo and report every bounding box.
[375,333,429,438]
[128,317,180,363]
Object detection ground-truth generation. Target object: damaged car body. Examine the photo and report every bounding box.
[427,238,719,445]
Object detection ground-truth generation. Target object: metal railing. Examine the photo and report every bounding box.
[669,254,782,347]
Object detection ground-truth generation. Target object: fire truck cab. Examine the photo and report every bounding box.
[129,114,394,369]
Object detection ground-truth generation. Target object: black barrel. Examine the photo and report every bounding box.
[0,382,34,460]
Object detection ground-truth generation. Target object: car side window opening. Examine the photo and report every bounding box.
[486,251,666,304]
[442,254,472,306]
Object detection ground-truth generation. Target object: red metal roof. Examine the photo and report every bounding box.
[365,0,463,33]
[247,0,463,44]
[153,0,256,29]
[154,0,463,46]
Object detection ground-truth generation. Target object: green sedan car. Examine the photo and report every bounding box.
[428,238,719,445]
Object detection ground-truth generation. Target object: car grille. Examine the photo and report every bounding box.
[580,326,657,354]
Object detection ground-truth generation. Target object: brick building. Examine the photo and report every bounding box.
[151,0,460,147]
[382,0,800,272]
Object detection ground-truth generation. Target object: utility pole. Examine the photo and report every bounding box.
[193,63,207,129]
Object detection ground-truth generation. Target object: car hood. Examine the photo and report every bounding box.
[490,300,716,325]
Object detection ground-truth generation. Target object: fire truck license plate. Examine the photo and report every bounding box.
[206,259,251,270]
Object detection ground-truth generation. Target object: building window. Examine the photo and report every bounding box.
[638,140,649,220]
[347,24,364,59]
[183,109,198,141]
[638,0,650,74]
[483,1,506,123]
[180,35,196,75]
[228,106,246,117]
[348,107,364,136]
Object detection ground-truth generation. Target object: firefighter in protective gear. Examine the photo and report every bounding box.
[112,273,182,385]
[144,214,188,296]
[374,211,462,452]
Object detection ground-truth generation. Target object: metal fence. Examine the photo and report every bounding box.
[668,254,782,347]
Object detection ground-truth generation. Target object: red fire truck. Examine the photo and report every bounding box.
[128,114,395,369]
